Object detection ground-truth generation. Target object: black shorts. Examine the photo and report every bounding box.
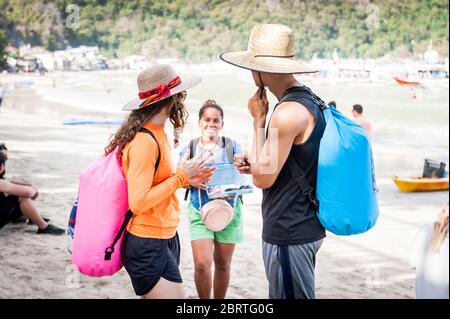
[0,194,22,229]
[121,231,182,296]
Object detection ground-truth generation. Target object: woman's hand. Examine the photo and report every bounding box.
[189,181,207,190]
[178,149,215,184]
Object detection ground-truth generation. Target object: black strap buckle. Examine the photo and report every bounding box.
[104,247,114,260]
[307,191,319,210]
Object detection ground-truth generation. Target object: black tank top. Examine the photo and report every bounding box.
[262,86,326,245]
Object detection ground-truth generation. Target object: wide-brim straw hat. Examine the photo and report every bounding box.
[122,64,201,111]
[220,24,317,74]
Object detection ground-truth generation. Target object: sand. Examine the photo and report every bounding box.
[0,73,448,299]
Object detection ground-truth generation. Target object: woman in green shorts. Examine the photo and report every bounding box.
[181,99,243,299]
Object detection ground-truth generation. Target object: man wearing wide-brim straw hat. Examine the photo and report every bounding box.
[221,24,326,299]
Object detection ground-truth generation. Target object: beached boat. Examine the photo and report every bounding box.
[393,77,422,87]
[393,176,449,192]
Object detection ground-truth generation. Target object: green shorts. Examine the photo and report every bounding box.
[188,200,243,244]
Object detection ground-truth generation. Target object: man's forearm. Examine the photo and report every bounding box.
[250,118,266,177]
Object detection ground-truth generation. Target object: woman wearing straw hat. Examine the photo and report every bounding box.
[105,64,215,299]
[221,24,326,299]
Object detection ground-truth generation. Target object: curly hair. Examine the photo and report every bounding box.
[104,92,188,157]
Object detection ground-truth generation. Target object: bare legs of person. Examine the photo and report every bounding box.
[19,197,48,229]
[192,238,236,299]
[142,277,185,299]
[213,242,235,299]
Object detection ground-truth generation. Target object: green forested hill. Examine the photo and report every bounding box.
[0,0,448,62]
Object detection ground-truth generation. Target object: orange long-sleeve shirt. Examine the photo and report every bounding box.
[122,122,188,239]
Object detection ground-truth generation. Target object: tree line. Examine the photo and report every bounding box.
[0,0,448,68]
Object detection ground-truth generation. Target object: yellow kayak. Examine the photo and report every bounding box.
[393,176,449,192]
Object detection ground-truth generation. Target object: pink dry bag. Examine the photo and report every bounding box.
[71,128,160,277]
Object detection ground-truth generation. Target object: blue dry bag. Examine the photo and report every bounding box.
[285,88,379,236]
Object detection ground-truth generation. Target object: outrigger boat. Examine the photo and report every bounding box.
[393,77,422,87]
[393,176,449,192]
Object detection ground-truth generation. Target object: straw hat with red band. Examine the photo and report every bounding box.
[122,64,201,111]
[220,24,317,74]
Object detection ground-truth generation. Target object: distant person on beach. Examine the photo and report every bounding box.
[409,87,423,100]
[328,101,336,109]
[222,24,326,299]
[352,104,372,137]
[180,99,243,299]
[409,203,449,299]
[0,146,65,235]
[106,64,214,299]
[0,83,4,110]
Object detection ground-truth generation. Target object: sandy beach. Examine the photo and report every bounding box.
[0,72,448,299]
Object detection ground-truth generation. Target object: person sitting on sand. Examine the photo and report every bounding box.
[0,146,65,235]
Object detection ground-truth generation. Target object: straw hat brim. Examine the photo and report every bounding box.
[220,51,317,74]
[122,75,201,111]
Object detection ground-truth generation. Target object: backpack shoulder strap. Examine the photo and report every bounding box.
[278,87,324,211]
[280,86,328,113]
[138,127,161,174]
[286,154,319,210]
[266,86,325,139]
[184,137,200,201]
[105,209,133,260]
[189,137,201,159]
[222,136,234,163]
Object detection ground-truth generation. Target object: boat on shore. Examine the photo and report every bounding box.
[393,176,449,192]
[393,77,422,87]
